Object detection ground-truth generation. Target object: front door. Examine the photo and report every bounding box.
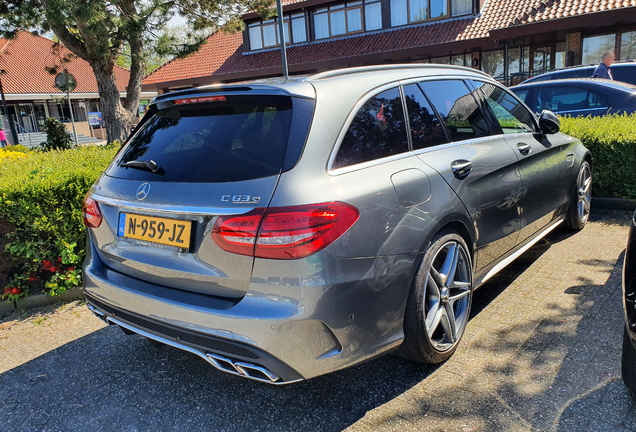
[469,80,568,244]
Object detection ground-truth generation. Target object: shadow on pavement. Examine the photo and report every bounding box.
[2,210,634,432]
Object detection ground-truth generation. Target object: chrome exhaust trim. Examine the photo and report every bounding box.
[101,314,299,385]
[206,353,281,383]
[87,304,106,320]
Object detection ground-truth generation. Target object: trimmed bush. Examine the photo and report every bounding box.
[560,113,636,198]
[39,117,74,151]
[0,146,117,301]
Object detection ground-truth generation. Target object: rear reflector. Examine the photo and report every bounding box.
[83,196,103,228]
[174,96,226,105]
[212,202,359,259]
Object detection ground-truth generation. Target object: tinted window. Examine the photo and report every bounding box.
[533,87,610,112]
[472,81,536,134]
[611,66,636,85]
[512,88,529,102]
[419,80,491,142]
[402,84,448,150]
[334,87,408,169]
[107,96,313,183]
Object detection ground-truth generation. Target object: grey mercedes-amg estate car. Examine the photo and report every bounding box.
[83,65,592,384]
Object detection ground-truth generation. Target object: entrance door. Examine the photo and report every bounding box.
[532,46,553,76]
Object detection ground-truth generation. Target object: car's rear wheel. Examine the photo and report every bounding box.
[622,327,636,393]
[397,231,473,364]
[565,161,592,231]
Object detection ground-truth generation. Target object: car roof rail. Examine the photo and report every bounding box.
[308,64,491,81]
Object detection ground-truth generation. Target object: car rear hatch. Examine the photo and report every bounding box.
[87,86,315,299]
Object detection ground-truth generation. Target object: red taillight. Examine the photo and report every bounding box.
[83,196,103,228]
[174,96,226,105]
[211,202,359,259]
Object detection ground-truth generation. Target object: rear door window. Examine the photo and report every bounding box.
[534,87,609,112]
[402,84,449,150]
[333,87,409,169]
[418,80,492,142]
[471,81,536,134]
[107,95,313,183]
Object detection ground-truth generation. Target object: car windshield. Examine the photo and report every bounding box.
[107,95,314,183]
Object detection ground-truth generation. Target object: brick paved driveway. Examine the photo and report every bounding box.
[1,209,635,432]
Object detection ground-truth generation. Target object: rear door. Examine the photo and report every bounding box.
[89,92,314,299]
[469,80,569,244]
[413,79,523,272]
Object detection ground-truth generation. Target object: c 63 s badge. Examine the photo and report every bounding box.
[222,195,261,204]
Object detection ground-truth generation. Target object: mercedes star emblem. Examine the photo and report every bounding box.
[136,182,151,200]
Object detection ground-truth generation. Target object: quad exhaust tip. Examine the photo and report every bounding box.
[87,303,294,385]
[206,353,281,383]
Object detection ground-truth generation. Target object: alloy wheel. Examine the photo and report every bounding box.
[577,164,592,224]
[423,241,472,351]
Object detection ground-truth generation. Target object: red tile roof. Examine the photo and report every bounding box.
[0,32,130,95]
[143,0,636,87]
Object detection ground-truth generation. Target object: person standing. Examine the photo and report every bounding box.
[0,127,6,147]
[593,51,615,80]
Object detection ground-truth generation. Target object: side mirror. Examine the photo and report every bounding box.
[538,110,560,134]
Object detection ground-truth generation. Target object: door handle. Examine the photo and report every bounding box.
[451,160,472,179]
[517,142,532,155]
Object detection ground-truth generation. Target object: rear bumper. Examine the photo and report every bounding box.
[83,245,417,383]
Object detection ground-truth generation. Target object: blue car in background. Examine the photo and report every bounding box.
[511,78,636,117]
[522,61,636,86]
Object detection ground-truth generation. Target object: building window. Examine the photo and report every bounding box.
[582,34,616,65]
[430,55,450,64]
[390,0,470,27]
[248,13,306,50]
[620,30,636,60]
[481,50,504,80]
[451,0,472,16]
[314,0,381,40]
[555,42,566,69]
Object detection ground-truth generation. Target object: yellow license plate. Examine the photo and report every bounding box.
[118,213,192,249]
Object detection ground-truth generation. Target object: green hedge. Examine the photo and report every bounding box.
[560,113,636,198]
[0,146,117,301]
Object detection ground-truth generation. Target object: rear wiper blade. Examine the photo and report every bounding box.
[120,159,160,173]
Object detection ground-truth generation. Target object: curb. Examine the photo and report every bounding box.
[592,197,636,211]
[0,287,84,319]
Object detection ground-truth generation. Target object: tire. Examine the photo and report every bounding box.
[565,161,592,231]
[396,231,473,364]
[622,327,636,393]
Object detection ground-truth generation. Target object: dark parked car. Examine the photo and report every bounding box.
[511,78,636,117]
[523,61,636,86]
[83,65,591,384]
[623,210,636,393]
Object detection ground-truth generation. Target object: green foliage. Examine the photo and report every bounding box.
[0,144,30,153]
[0,146,118,301]
[560,113,636,198]
[40,117,74,151]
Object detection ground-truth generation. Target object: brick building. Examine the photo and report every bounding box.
[142,0,636,93]
[0,32,156,136]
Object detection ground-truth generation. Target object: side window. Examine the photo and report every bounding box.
[471,81,536,134]
[587,90,610,108]
[334,87,408,169]
[402,84,449,150]
[512,89,529,103]
[538,87,595,112]
[418,80,491,142]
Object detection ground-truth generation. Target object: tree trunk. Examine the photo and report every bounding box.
[91,60,132,144]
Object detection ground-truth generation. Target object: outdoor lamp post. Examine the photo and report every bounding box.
[276,0,289,80]
[0,69,20,146]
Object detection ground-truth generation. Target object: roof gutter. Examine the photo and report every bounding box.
[490,6,636,41]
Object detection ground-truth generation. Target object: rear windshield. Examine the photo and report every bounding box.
[106,95,314,183]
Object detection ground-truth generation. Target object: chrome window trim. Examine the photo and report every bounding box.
[554,107,609,114]
[92,194,255,216]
